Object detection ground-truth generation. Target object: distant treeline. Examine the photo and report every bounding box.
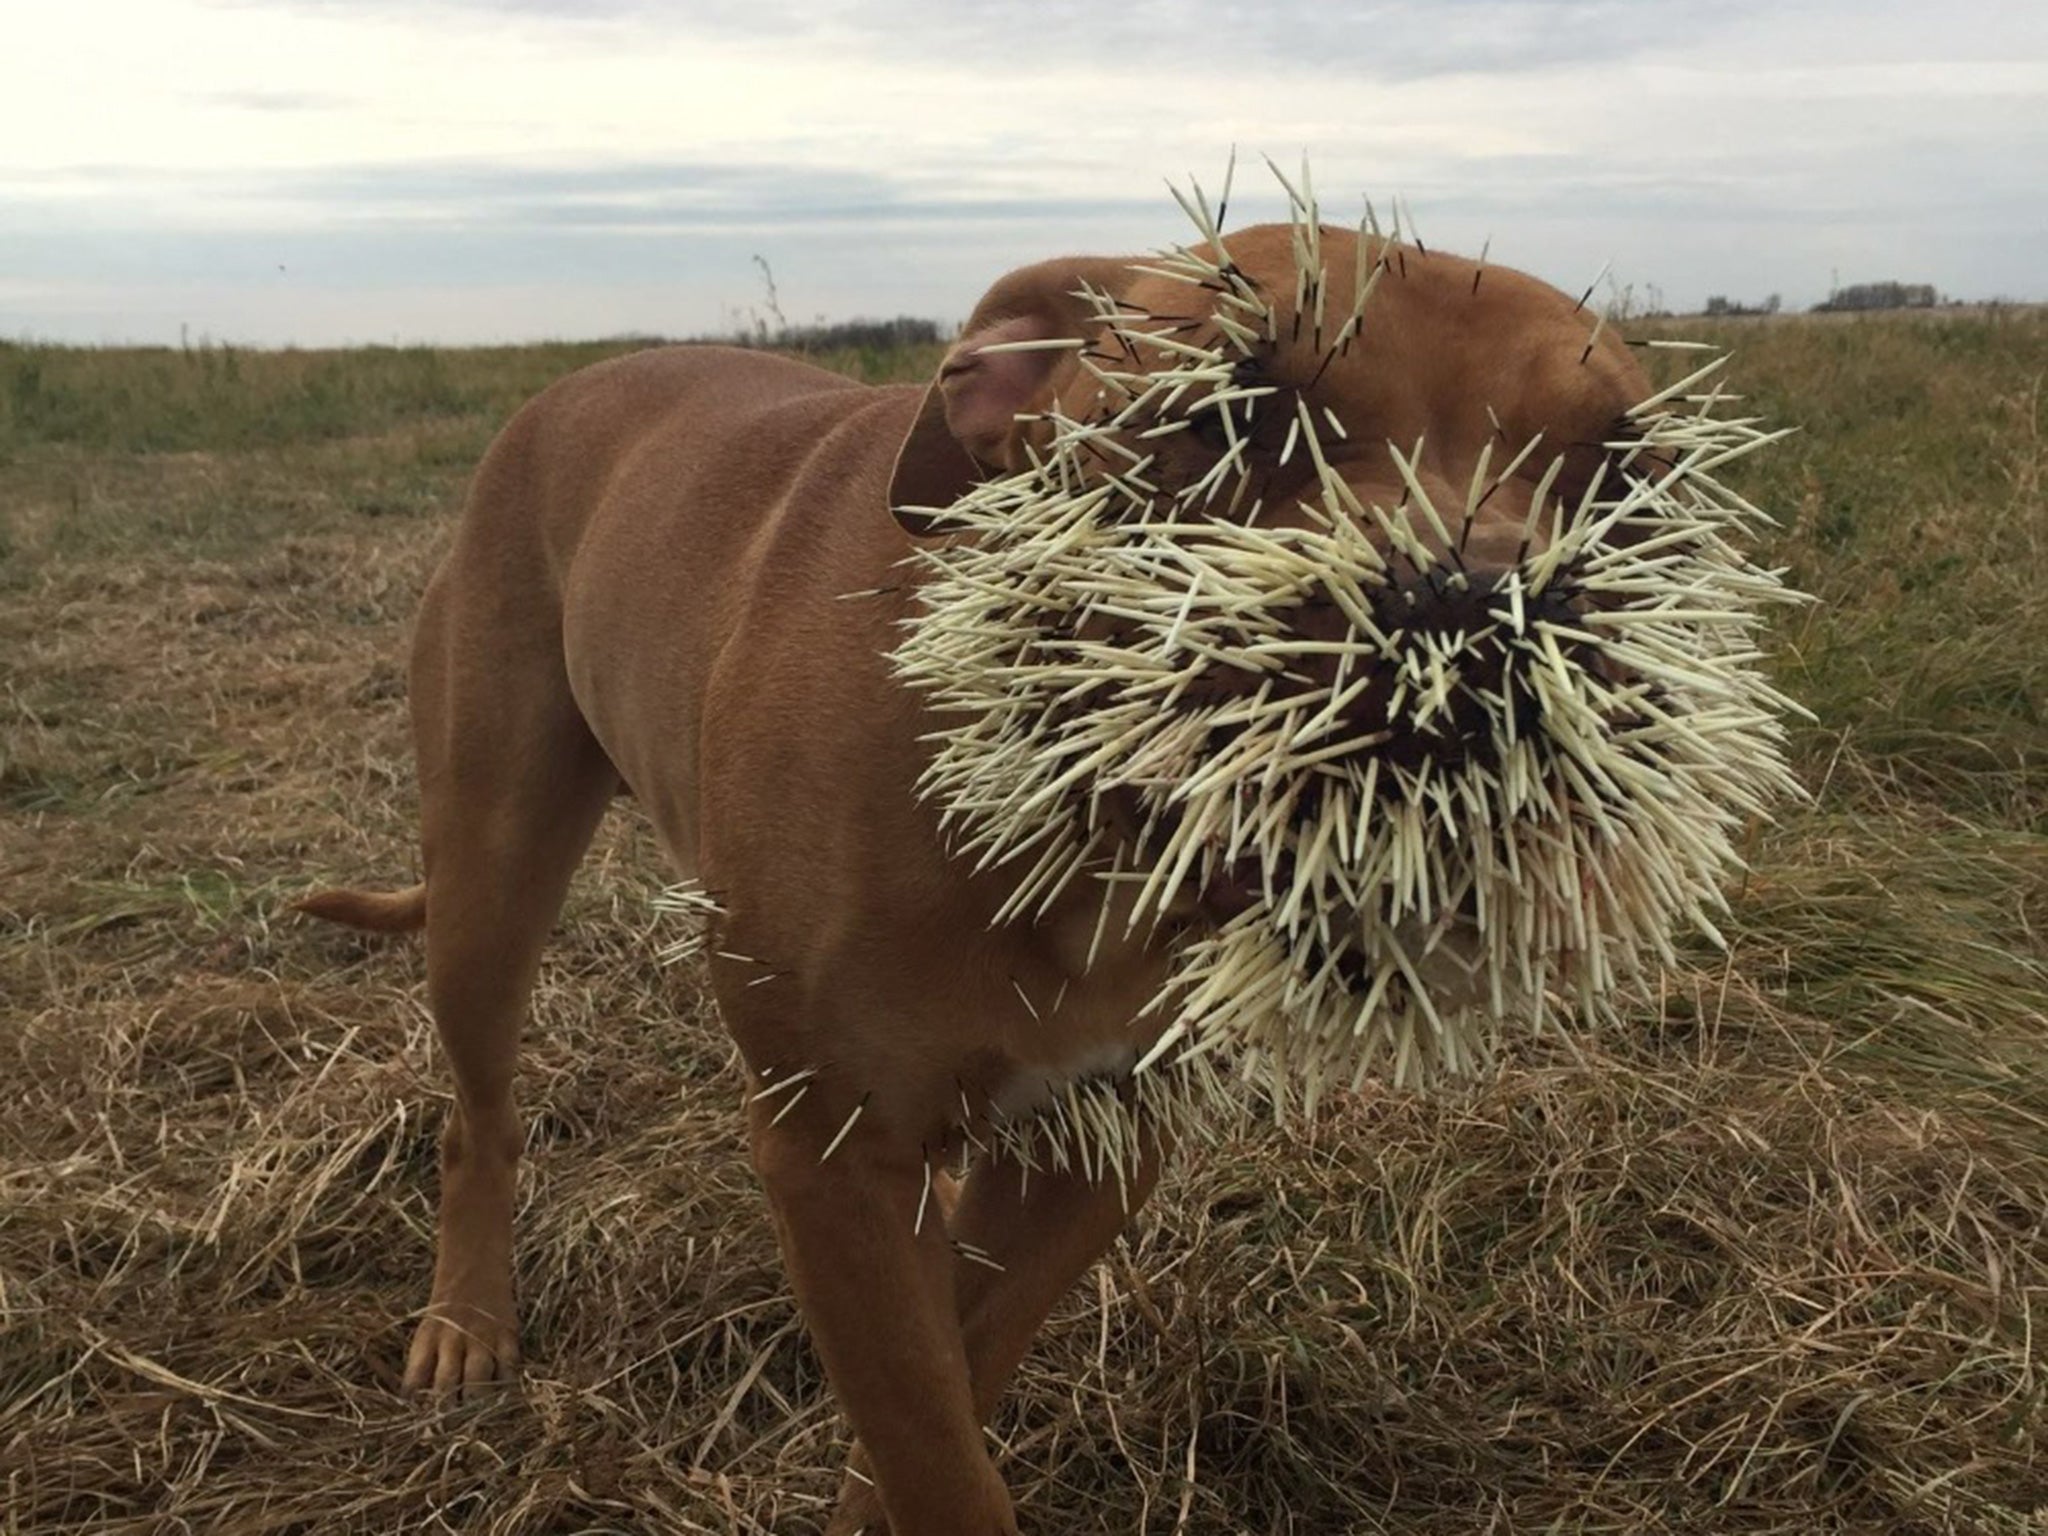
[1698,281,1947,317]
[1702,294,1783,318]
[687,282,1974,346]
[713,317,949,352]
[1813,282,1940,313]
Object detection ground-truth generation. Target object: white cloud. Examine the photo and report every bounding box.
[3,0,2043,343]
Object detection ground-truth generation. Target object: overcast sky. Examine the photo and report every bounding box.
[5,0,2045,346]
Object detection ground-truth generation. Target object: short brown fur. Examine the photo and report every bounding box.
[301,225,1646,1535]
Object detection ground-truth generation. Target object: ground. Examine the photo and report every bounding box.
[2,317,2043,1533]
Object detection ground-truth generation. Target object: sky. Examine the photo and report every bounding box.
[4,0,2045,347]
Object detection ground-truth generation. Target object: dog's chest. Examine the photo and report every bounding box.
[988,1039,1141,1122]
[961,984,1232,1186]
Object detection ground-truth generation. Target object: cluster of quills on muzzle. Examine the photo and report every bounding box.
[883,157,1808,1133]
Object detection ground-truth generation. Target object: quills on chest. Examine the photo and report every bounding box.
[968,1048,1238,1207]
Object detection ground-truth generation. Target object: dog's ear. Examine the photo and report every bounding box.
[889,256,1139,535]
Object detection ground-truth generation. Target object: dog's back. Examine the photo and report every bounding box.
[452,344,899,649]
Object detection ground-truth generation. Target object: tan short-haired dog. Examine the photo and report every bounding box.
[302,222,1660,1535]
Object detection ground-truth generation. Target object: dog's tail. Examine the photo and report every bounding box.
[294,882,428,935]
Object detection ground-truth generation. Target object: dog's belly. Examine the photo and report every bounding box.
[564,634,712,881]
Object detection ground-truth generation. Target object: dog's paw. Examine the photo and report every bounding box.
[401,1304,520,1396]
[824,1497,887,1536]
[826,1456,889,1536]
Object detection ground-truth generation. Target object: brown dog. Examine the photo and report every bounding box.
[302,222,1649,1534]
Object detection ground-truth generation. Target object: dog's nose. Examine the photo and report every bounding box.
[1299,525,1597,777]
[1341,568,1533,772]
[1281,459,1601,767]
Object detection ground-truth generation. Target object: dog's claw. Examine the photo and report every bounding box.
[402,1307,519,1398]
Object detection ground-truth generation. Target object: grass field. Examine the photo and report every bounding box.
[2,313,2044,1533]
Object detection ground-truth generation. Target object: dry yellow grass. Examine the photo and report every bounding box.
[2,318,2043,1533]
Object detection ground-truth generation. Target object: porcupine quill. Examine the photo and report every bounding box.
[653,160,1806,1186]
[885,162,1807,1172]
[651,880,725,965]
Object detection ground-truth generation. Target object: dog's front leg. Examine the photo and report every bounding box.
[832,1147,1167,1532]
[748,1098,1018,1536]
[949,1147,1166,1422]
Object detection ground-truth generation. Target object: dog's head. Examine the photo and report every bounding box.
[893,225,1645,550]
[890,174,1804,1101]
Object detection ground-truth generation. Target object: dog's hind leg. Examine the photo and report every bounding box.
[399,571,619,1394]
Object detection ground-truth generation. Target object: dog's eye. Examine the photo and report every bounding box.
[1559,417,1663,511]
[1189,404,1243,453]
[1190,392,1267,454]
[1183,357,1273,454]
